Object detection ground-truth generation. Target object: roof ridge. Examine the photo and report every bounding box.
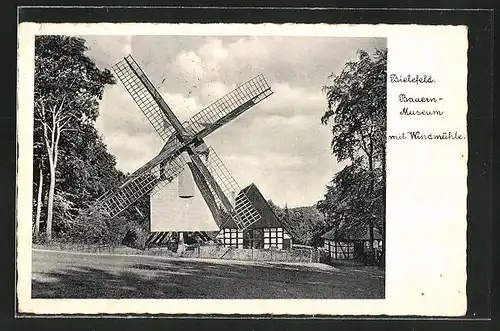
[248,184,295,237]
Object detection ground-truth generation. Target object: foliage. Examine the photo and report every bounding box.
[34,36,115,119]
[52,191,77,235]
[318,48,387,264]
[317,158,384,234]
[33,35,116,241]
[31,35,149,247]
[268,200,327,246]
[321,49,387,163]
[56,124,125,210]
[122,226,149,250]
[64,207,124,245]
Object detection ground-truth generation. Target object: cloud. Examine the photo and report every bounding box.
[226,37,270,61]
[225,153,306,170]
[86,35,386,207]
[220,149,339,207]
[258,82,326,118]
[95,85,164,173]
[174,39,229,79]
[198,39,229,70]
[200,81,231,102]
[123,36,132,56]
[259,114,314,127]
[162,92,199,121]
[175,51,204,78]
[82,35,133,70]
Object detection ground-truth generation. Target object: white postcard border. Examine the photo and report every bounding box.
[17,22,468,316]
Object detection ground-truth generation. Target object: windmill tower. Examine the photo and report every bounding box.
[96,55,273,244]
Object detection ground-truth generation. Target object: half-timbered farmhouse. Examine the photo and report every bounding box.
[216,184,294,250]
[322,225,383,262]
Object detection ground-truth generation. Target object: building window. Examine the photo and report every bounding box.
[264,227,284,249]
[222,228,242,247]
[329,241,355,260]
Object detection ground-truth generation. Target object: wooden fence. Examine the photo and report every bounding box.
[180,244,321,263]
[33,242,322,264]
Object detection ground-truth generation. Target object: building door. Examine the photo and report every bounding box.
[354,242,365,262]
[282,238,291,250]
[243,229,264,249]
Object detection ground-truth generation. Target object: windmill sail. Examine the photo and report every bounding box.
[187,161,223,226]
[100,55,272,227]
[201,147,262,230]
[114,55,273,144]
[112,56,177,141]
[98,154,187,218]
[108,132,185,193]
[182,74,273,138]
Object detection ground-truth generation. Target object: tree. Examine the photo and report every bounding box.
[34,36,115,241]
[33,165,44,239]
[33,113,49,239]
[56,124,125,210]
[317,158,383,234]
[320,49,387,262]
[268,200,326,246]
[321,49,387,163]
[68,206,113,245]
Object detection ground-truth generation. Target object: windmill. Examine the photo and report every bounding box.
[96,55,273,244]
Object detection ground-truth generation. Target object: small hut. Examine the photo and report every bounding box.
[321,225,383,262]
[216,183,294,250]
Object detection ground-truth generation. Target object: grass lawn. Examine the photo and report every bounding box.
[32,249,384,299]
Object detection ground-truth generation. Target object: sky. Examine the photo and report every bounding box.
[82,35,386,207]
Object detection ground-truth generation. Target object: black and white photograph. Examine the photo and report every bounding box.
[17,22,468,316]
[30,34,387,300]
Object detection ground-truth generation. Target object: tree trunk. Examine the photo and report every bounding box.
[46,166,55,242]
[44,117,61,243]
[380,145,386,268]
[368,150,375,263]
[34,166,43,238]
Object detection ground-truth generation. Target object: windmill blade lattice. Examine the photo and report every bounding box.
[113,55,273,150]
[98,155,187,218]
[113,56,176,141]
[99,54,273,227]
[114,57,273,145]
[112,56,267,229]
[204,147,261,230]
[182,74,273,138]
[106,131,186,194]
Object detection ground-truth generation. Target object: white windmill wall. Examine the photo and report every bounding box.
[150,170,219,232]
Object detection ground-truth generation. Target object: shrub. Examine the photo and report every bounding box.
[68,206,125,245]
